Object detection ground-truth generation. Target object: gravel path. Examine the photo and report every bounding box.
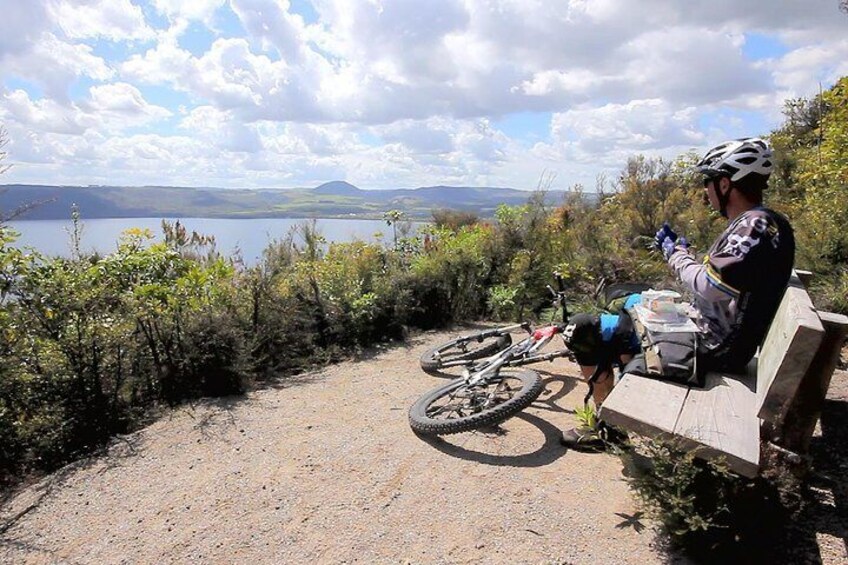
[3,328,845,564]
[6,333,848,565]
[0,329,671,564]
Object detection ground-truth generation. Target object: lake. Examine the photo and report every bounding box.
[6,217,418,263]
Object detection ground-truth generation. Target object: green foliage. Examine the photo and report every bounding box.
[811,268,848,314]
[491,195,570,318]
[1,77,847,495]
[797,78,848,268]
[612,156,689,239]
[622,438,739,537]
[409,224,493,325]
[0,223,246,484]
[383,209,412,249]
[574,403,597,429]
[487,284,520,321]
[431,208,479,231]
[557,152,724,293]
[770,77,848,277]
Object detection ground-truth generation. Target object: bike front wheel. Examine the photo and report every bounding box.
[419,331,513,375]
[408,369,544,436]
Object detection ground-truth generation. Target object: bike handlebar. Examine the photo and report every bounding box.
[550,271,570,324]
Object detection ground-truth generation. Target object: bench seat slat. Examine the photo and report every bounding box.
[599,374,689,438]
[673,372,760,478]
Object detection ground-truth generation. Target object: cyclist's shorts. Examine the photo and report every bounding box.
[564,294,641,367]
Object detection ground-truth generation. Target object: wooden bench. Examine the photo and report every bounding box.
[600,273,848,478]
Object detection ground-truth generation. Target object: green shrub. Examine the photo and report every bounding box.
[487,284,520,321]
[409,224,493,323]
[3,77,846,492]
[621,437,801,561]
[621,438,739,537]
[431,209,479,231]
[181,310,249,397]
[811,268,848,314]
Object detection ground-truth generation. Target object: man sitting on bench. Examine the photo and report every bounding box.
[560,137,796,451]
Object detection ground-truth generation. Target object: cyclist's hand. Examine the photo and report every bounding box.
[661,236,675,260]
[654,222,678,251]
[662,235,690,260]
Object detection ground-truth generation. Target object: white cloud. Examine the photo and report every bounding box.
[1,83,170,146]
[542,99,705,167]
[769,39,848,96]
[86,82,172,126]
[121,36,194,83]
[618,27,771,104]
[277,123,361,157]
[1,90,93,135]
[229,0,311,61]
[49,0,155,41]
[515,69,607,97]
[191,38,282,109]
[379,119,456,155]
[3,32,114,100]
[179,105,261,152]
[3,0,848,190]
[152,0,227,23]
[0,2,51,56]
[112,0,843,129]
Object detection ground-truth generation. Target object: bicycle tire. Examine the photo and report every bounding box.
[408,369,544,436]
[419,332,512,375]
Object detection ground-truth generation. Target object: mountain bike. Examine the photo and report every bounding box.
[418,272,596,375]
[409,274,576,436]
[409,276,652,436]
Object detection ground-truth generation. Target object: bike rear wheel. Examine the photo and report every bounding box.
[408,369,544,436]
[419,332,512,375]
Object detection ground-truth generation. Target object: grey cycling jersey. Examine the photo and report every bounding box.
[666,206,795,372]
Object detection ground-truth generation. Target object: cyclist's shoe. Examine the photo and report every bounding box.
[560,425,604,452]
[560,421,628,452]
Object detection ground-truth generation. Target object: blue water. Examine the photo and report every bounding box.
[6,217,417,264]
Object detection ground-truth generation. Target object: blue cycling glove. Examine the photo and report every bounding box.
[661,235,690,260]
[654,222,678,251]
[661,236,675,260]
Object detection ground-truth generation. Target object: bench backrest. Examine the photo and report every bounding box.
[756,275,825,423]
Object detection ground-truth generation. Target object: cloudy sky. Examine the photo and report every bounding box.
[1,0,846,190]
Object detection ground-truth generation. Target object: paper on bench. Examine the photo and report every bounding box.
[632,304,700,333]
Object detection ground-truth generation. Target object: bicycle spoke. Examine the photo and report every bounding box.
[421,378,527,422]
[426,401,463,419]
[410,369,543,435]
[426,390,472,419]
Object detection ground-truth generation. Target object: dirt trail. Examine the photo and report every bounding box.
[0,329,697,563]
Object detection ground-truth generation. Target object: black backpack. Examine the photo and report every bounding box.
[621,308,704,387]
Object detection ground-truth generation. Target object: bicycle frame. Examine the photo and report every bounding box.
[432,272,574,372]
[462,323,573,386]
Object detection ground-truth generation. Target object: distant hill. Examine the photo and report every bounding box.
[0,182,587,221]
[313,181,363,197]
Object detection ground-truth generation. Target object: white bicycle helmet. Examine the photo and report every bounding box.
[695,137,774,183]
